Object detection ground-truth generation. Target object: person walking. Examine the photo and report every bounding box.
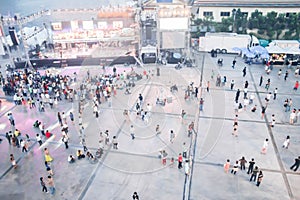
[195,87,199,98]
[57,112,63,126]
[69,112,74,124]
[5,132,11,145]
[247,158,255,174]
[184,160,190,176]
[230,80,235,90]
[44,148,53,162]
[290,110,296,125]
[40,177,48,193]
[36,134,43,146]
[130,125,135,140]
[47,176,56,195]
[273,88,278,100]
[224,159,230,173]
[181,110,187,124]
[290,156,300,171]
[112,136,118,149]
[293,81,299,91]
[161,150,168,165]
[138,94,143,106]
[242,67,247,77]
[244,80,249,89]
[62,112,67,124]
[155,124,161,135]
[261,139,269,154]
[232,58,237,68]
[284,70,288,81]
[199,98,204,111]
[46,165,54,176]
[132,192,139,200]
[222,76,227,86]
[178,153,183,169]
[256,171,263,187]
[282,136,290,149]
[62,135,69,149]
[211,70,215,79]
[182,142,188,158]
[231,161,239,175]
[261,106,266,119]
[276,68,282,78]
[250,166,259,182]
[259,75,263,86]
[239,156,247,170]
[188,121,194,137]
[235,89,240,103]
[20,139,28,153]
[170,130,175,143]
[206,81,210,92]
[232,123,238,137]
[10,154,17,169]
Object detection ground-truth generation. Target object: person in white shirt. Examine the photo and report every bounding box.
[261,139,269,154]
[146,103,152,115]
[184,160,190,175]
[36,134,43,146]
[282,136,290,149]
[68,155,75,163]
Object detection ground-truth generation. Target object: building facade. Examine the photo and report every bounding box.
[193,0,300,22]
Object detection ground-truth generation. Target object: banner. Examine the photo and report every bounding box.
[98,22,108,29]
[71,21,79,30]
[51,22,62,31]
[113,21,123,29]
[82,21,94,30]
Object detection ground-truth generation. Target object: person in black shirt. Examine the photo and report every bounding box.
[247,158,255,174]
[290,156,300,171]
[133,192,139,200]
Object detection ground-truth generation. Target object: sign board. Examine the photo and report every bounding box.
[82,21,94,30]
[51,22,62,31]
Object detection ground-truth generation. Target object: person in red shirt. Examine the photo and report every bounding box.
[45,130,52,138]
[293,81,299,91]
[178,153,183,169]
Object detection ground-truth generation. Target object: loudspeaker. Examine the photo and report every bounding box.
[9,27,19,45]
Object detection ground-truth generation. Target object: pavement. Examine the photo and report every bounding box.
[0,52,299,200]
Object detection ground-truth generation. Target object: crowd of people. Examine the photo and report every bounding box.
[0,54,299,198]
[204,58,300,189]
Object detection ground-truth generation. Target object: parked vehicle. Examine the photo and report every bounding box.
[199,32,259,54]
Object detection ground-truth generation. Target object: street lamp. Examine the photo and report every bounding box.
[232,9,236,33]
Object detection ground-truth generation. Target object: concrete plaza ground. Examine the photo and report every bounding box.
[0,52,299,200]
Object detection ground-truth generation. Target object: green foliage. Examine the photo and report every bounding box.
[190,9,300,40]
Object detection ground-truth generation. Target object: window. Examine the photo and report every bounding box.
[286,12,296,17]
[220,12,230,17]
[242,12,248,17]
[203,12,213,17]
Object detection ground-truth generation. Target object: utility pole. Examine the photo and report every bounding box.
[232,9,237,33]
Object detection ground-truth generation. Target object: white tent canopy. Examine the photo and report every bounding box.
[265,45,286,54]
[266,40,300,55]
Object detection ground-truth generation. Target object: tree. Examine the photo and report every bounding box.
[233,9,248,33]
[215,17,232,32]
[190,9,300,40]
[248,10,262,29]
